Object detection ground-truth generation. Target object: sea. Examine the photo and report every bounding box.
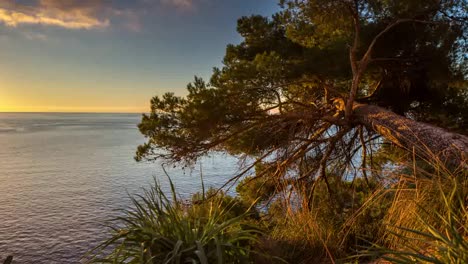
[0,113,241,263]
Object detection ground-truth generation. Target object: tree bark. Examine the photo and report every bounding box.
[352,103,468,168]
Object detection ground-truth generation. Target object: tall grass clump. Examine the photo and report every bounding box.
[243,147,467,263]
[88,178,260,264]
[241,175,391,263]
[360,155,468,263]
[377,180,467,263]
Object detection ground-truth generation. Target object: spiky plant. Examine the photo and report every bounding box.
[88,178,260,264]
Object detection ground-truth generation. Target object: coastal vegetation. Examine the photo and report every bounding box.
[89,178,260,263]
[92,0,467,263]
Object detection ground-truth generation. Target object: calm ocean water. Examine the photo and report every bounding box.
[0,113,240,263]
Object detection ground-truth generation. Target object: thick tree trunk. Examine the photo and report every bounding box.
[352,103,468,168]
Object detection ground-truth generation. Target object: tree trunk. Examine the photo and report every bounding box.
[352,103,468,168]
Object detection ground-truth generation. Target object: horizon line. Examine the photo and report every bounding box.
[0,111,147,114]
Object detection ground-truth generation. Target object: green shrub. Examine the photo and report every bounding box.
[88,179,261,264]
[190,187,259,223]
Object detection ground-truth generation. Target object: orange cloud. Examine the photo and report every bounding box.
[0,0,109,29]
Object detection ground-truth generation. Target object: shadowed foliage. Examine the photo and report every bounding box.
[136,0,467,193]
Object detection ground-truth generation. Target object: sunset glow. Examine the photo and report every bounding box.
[0,0,279,113]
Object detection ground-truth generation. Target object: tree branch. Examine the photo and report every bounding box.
[359,125,369,186]
[345,18,442,121]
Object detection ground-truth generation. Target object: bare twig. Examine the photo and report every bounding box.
[359,125,370,186]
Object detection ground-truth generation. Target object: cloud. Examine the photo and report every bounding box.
[139,0,195,10]
[22,31,48,40]
[112,9,142,32]
[0,0,202,32]
[160,0,193,9]
[0,0,109,29]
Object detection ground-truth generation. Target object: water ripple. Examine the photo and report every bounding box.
[0,113,239,263]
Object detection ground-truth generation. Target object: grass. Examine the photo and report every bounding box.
[361,173,467,263]
[253,175,390,263]
[89,151,467,263]
[244,151,467,263]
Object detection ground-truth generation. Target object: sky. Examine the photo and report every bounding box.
[0,0,279,113]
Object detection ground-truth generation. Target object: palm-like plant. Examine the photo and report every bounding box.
[88,178,260,264]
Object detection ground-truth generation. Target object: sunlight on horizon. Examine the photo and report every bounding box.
[0,98,148,113]
[0,84,151,113]
[0,106,148,113]
[0,1,279,113]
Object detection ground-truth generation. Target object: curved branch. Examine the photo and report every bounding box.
[345,18,441,121]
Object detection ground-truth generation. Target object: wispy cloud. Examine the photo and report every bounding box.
[0,0,203,32]
[160,0,193,10]
[0,0,109,29]
[22,31,48,41]
[140,0,197,11]
[112,9,142,32]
